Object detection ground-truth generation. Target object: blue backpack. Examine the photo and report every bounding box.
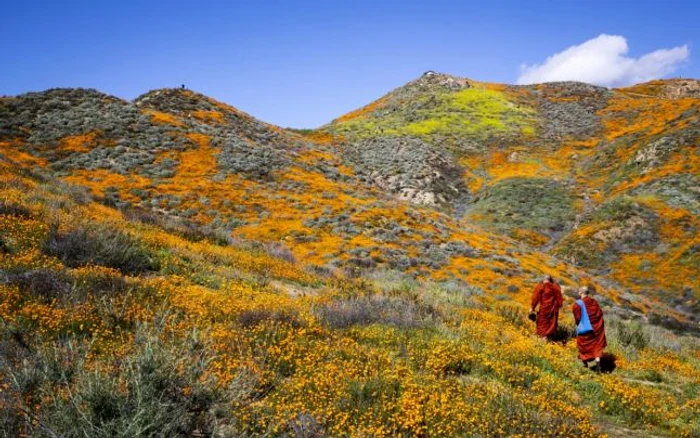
[576,299,594,336]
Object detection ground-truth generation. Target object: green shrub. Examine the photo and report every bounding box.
[466,178,576,236]
[495,303,526,326]
[612,320,649,351]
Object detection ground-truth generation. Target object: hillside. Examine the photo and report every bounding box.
[321,73,699,321]
[0,78,698,436]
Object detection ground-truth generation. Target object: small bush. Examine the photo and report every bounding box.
[238,308,302,328]
[305,264,335,278]
[495,303,526,326]
[0,200,32,218]
[169,221,234,247]
[369,269,418,295]
[612,320,649,351]
[45,181,92,205]
[644,324,687,352]
[315,295,437,329]
[423,280,485,310]
[43,223,159,275]
[639,369,664,383]
[6,268,73,302]
[263,242,297,264]
[121,207,163,226]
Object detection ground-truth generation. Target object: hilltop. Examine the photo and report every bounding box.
[0,75,698,436]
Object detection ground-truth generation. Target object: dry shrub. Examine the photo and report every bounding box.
[315,295,438,329]
[43,223,159,275]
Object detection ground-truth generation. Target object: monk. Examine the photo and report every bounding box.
[529,275,564,340]
[573,286,607,372]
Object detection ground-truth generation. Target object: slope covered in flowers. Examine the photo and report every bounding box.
[0,160,698,437]
[0,77,698,436]
[323,74,699,325]
[1,85,689,325]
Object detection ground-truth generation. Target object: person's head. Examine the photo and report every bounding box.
[543,275,553,283]
[578,286,589,298]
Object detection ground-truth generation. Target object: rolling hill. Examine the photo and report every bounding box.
[321,73,699,321]
[0,75,698,436]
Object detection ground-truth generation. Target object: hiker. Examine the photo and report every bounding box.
[573,286,607,372]
[529,275,564,340]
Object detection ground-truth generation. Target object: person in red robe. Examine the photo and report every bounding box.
[529,275,564,340]
[573,286,607,371]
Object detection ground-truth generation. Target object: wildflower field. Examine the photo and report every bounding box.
[0,157,697,437]
[0,76,698,436]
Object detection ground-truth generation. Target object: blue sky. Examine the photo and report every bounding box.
[1,0,698,128]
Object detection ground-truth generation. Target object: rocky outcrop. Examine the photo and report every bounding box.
[411,71,472,92]
[533,82,612,140]
[660,79,700,99]
[630,136,679,171]
[345,137,469,208]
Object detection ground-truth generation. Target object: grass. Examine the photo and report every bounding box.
[611,319,649,351]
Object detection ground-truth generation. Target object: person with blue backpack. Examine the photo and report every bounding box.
[573,286,607,372]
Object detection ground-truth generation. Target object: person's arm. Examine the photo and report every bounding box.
[572,302,581,325]
[530,284,542,312]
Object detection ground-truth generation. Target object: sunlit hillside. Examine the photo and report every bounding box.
[322,74,699,322]
[0,76,698,436]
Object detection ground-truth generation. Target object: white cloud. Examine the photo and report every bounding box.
[517,34,689,87]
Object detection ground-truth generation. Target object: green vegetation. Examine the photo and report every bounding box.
[1,318,252,437]
[466,177,577,239]
[331,86,536,144]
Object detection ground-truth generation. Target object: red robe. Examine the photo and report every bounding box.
[531,282,563,337]
[573,296,607,361]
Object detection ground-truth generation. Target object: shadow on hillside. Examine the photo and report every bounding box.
[584,353,617,374]
[598,353,617,373]
[549,325,575,345]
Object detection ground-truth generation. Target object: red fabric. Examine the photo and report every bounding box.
[531,282,563,337]
[573,296,607,361]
